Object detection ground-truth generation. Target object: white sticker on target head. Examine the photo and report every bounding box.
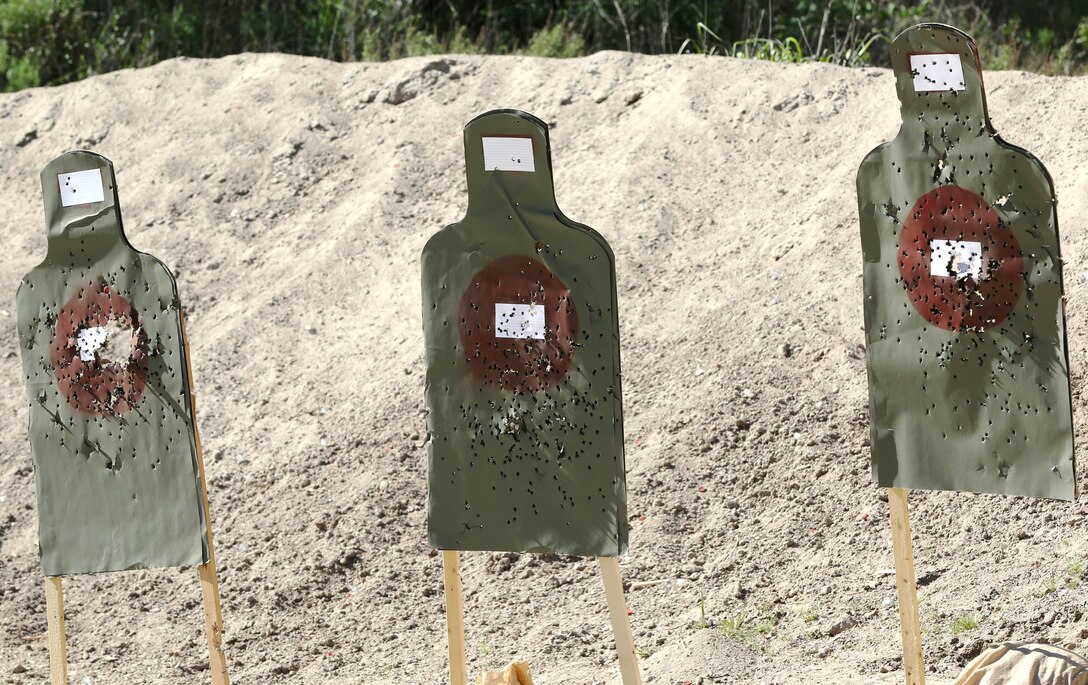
[482,137,535,172]
[910,53,966,92]
[495,303,546,340]
[58,169,106,207]
[931,239,983,279]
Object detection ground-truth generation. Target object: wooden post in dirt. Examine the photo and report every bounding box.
[442,551,468,685]
[180,315,230,685]
[598,557,642,685]
[44,576,67,685]
[888,487,925,685]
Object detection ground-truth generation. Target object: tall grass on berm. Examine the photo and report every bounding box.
[3,0,1088,92]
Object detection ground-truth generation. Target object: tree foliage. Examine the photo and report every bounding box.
[3,0,1088,91]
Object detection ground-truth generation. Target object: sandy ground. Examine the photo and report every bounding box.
[0,50,1086,684]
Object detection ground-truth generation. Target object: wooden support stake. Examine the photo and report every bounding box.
[888,487,925,685]
[44,576,67,685]
[442,550,468,685]
[598,557,642,685]
[180,314,230,685]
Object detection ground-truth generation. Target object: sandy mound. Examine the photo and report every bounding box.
[0,51,1086,684]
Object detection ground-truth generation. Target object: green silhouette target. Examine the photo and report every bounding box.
[422,110,627,556]
[857,25,1075,499]
[17,151,209,575]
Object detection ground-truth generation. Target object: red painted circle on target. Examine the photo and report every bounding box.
[458,255,579,393]
[897,185,1023,332]
[50,281,149,416]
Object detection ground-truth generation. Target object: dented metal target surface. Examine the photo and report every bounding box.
[857,24,1075,499]
[17,151,209,575]
[422,110,627,556]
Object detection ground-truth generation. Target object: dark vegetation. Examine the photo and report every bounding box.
[3,0,1088,91]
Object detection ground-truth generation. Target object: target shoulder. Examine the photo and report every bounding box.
[993,136,1057,201]
[422,220,465,261]
[857,140,895,190]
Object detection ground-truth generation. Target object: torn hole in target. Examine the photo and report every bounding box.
[495,303,546,340]
[482,137,535,172]
[910,53,966,92]
[58,168,106,207]
[76,319,137,366]
[930,239,984,280]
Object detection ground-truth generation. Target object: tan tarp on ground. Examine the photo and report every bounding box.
[954,643,1088,685]
[475,661,533,685]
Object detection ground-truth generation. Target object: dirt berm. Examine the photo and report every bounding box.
[0,50,1086,684]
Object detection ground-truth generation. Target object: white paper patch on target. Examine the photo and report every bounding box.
[495,303,546,340]
[482,137,535,172]
[76,327,108,361]
[910,53,966,92]
[930,239,983,279]
[58,169,106,207]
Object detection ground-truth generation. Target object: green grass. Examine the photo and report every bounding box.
[1057,558,1087,589]
[680,28,887,67]
[1032,559,1085,596]
[718,604,778,649]
[689,598,711,630]
[1035,577,1059,598]
[951,614,979,636]
[689,599,778,651]
[478,635,494,663]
